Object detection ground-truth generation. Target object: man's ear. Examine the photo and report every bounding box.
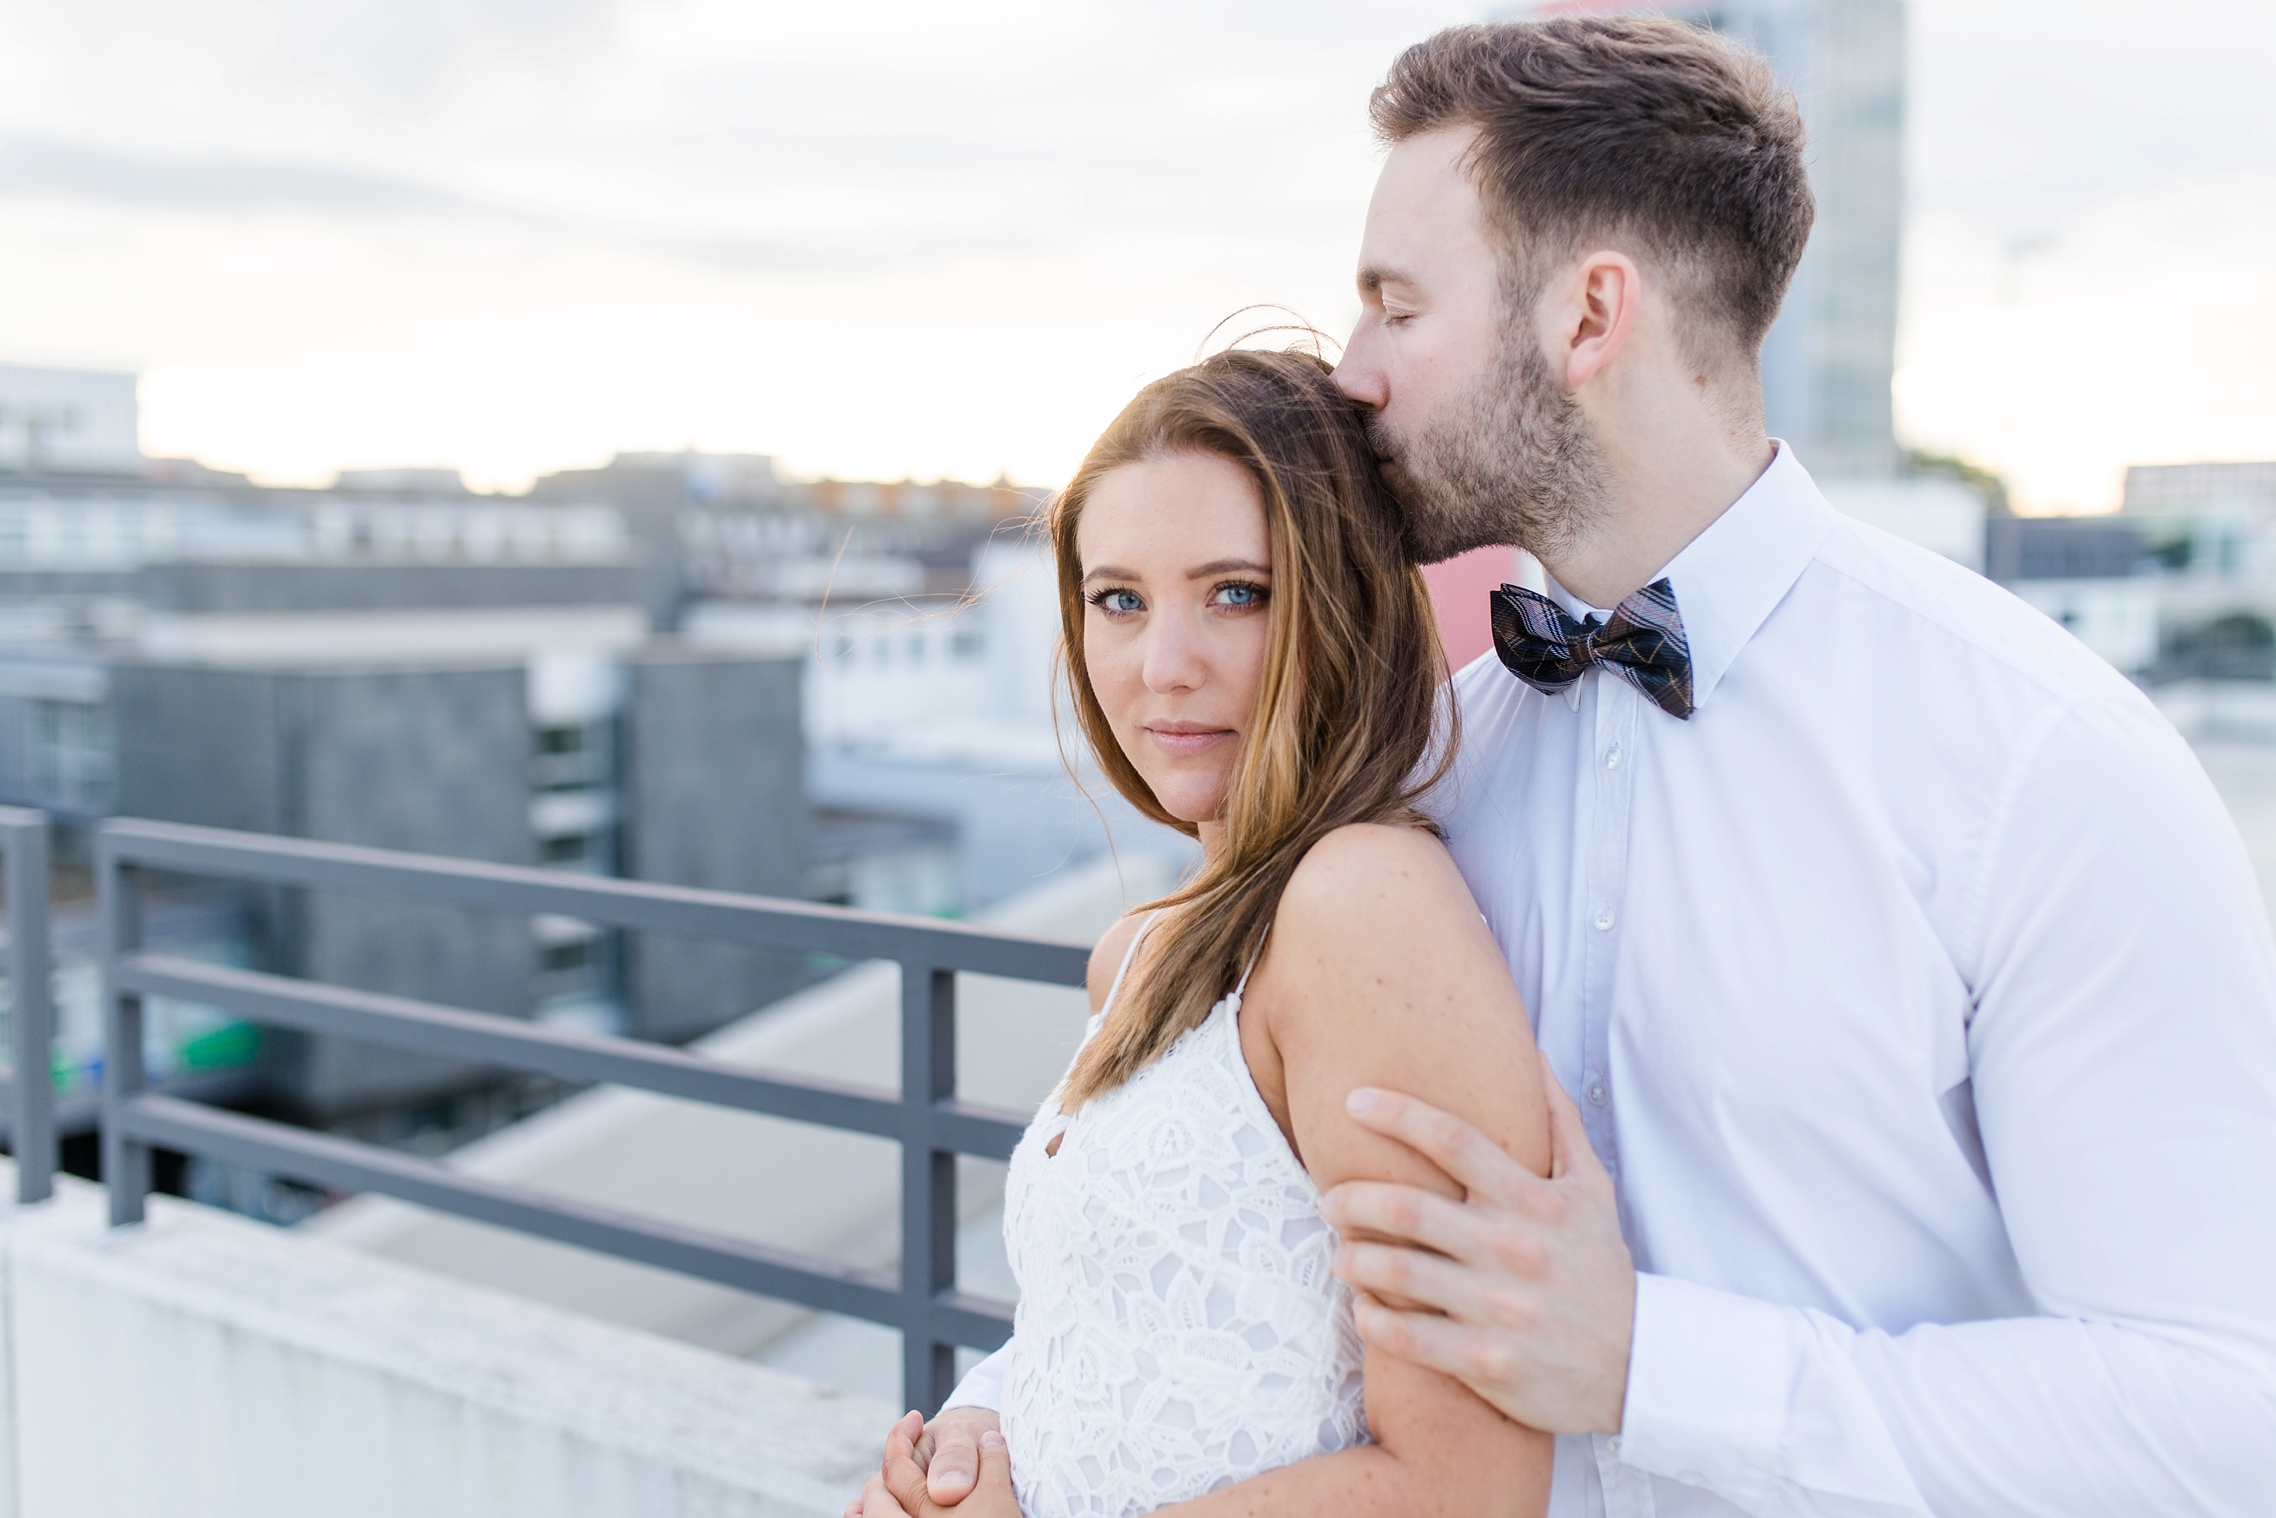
[1549,250,1641,390]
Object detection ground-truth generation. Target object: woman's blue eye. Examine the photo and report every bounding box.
[1096,589,1143,614]
[1213,582,1264,608]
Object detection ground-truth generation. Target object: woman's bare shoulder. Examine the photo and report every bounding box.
[1261,825,1546,1183]
[1275,822,1476,946]
[1265,821,1514,1045]
[1086,911,1150,1013]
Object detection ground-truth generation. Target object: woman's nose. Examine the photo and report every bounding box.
[1141,617,1206,694]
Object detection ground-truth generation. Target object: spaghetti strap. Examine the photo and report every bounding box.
[1100,910,1161,1016]
[1229,926,1271,1002]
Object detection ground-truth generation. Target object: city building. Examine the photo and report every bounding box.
[1980,459,2276,689]
[0,364,142,476]
[1985,515,2159,675]
[0,364,1168,1179]
[0,561,807,1150]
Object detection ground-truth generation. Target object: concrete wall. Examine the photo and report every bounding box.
[0,1175,887,1518]
[622,646,809,1043]
[289,665,538,1111]
[112,661,539,1118]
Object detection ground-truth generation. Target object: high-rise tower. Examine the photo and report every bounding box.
[1496,0,1908,478]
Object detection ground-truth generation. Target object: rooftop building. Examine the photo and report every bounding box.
[2123,460,2276,520]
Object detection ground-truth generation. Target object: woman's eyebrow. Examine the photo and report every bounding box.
[1080,565,1134,586]
[1186,558,1271,580]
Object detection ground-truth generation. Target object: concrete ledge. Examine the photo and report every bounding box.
[2,1179,891,1518]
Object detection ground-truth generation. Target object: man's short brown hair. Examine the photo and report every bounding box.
[1371,17,1812,360]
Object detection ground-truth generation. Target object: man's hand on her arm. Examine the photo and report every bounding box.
[1321,1052,1638,1435]
[846,1410,1016,1518]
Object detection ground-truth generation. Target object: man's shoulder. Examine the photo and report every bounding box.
[1802,514,2146,712]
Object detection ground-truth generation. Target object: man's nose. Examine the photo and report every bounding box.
[1331,321,1389,411]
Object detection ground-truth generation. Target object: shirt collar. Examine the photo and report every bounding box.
[1543,441,1832,713]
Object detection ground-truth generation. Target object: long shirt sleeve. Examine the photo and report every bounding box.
[1613,696,2276,1515]
[941,1345,1011,1416]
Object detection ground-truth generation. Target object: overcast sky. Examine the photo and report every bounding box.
[2,0,2270,512]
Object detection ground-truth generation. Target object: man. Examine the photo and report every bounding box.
[867,17,2276,1515]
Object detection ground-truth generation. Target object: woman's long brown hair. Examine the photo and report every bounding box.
[1055,349,1453,1107]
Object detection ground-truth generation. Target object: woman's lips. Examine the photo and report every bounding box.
[1144,724,1235,758]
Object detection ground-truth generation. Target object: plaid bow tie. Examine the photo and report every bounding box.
[1489,578,1695,720]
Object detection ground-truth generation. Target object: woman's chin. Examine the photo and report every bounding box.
[1151,790,1224,830]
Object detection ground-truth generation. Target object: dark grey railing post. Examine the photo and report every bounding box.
[900,959,959,1413]
[0,807,54,1203]
[99,840,151,1225]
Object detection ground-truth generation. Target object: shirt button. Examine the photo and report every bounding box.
[1593,906,1615,931]
[1587,1082,1608,1107]
[1606,1435,1624,1457]
[1604,744,1622,770]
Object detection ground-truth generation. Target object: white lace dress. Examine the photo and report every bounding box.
[998,922,1369,1518]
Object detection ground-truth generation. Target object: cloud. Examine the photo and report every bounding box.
[0,136,843,274]
[0,137,466,216]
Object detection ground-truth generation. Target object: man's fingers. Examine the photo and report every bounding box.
[926,1425,980,1503]
[1335,1237,1508,1321]
[1323,1177,1489,1260]
[1346,1086,1532,1202]
[885,1409,924,1461]
[882,1412,930,1513]
[1351,1292,1514,1390]
[861,1472,914,1518]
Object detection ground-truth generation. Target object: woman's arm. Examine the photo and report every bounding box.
[1170,822,1553,1518]
[866,868,1552,1518]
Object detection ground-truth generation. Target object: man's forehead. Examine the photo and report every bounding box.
[1359,131,1492,278]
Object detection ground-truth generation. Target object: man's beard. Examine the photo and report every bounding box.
[1368,327,1606,566]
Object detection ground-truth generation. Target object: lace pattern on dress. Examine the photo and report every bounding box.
[998,920,1369,1518]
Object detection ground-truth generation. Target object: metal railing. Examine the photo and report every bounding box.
[0,806,54,1204]
[97,817,1091,1412]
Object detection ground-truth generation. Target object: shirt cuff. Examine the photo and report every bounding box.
[938,1344,1010,1415]
[1616,1272,1792,1507]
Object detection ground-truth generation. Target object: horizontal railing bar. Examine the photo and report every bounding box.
[99,820,1090,984]
[928,1289,1015,1350]
[119,954,911,1141]
[928,1101,1030,1163]
[1,1073,259,1142]
[116,1095,928,1329]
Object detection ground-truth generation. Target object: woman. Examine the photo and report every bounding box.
[857,350,1553,1517]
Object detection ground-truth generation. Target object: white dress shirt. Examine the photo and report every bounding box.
[947,445,2276,1515]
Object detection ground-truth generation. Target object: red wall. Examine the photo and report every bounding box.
[1420,546,1524,670]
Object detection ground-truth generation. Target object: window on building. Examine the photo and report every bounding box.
[530,719,616,793]
[31,698,114,812]
[539,939,593,975]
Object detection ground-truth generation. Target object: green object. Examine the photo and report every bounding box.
[178,1022,262,1071]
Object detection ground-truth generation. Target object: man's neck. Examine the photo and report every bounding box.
[1540,422,1775,610]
